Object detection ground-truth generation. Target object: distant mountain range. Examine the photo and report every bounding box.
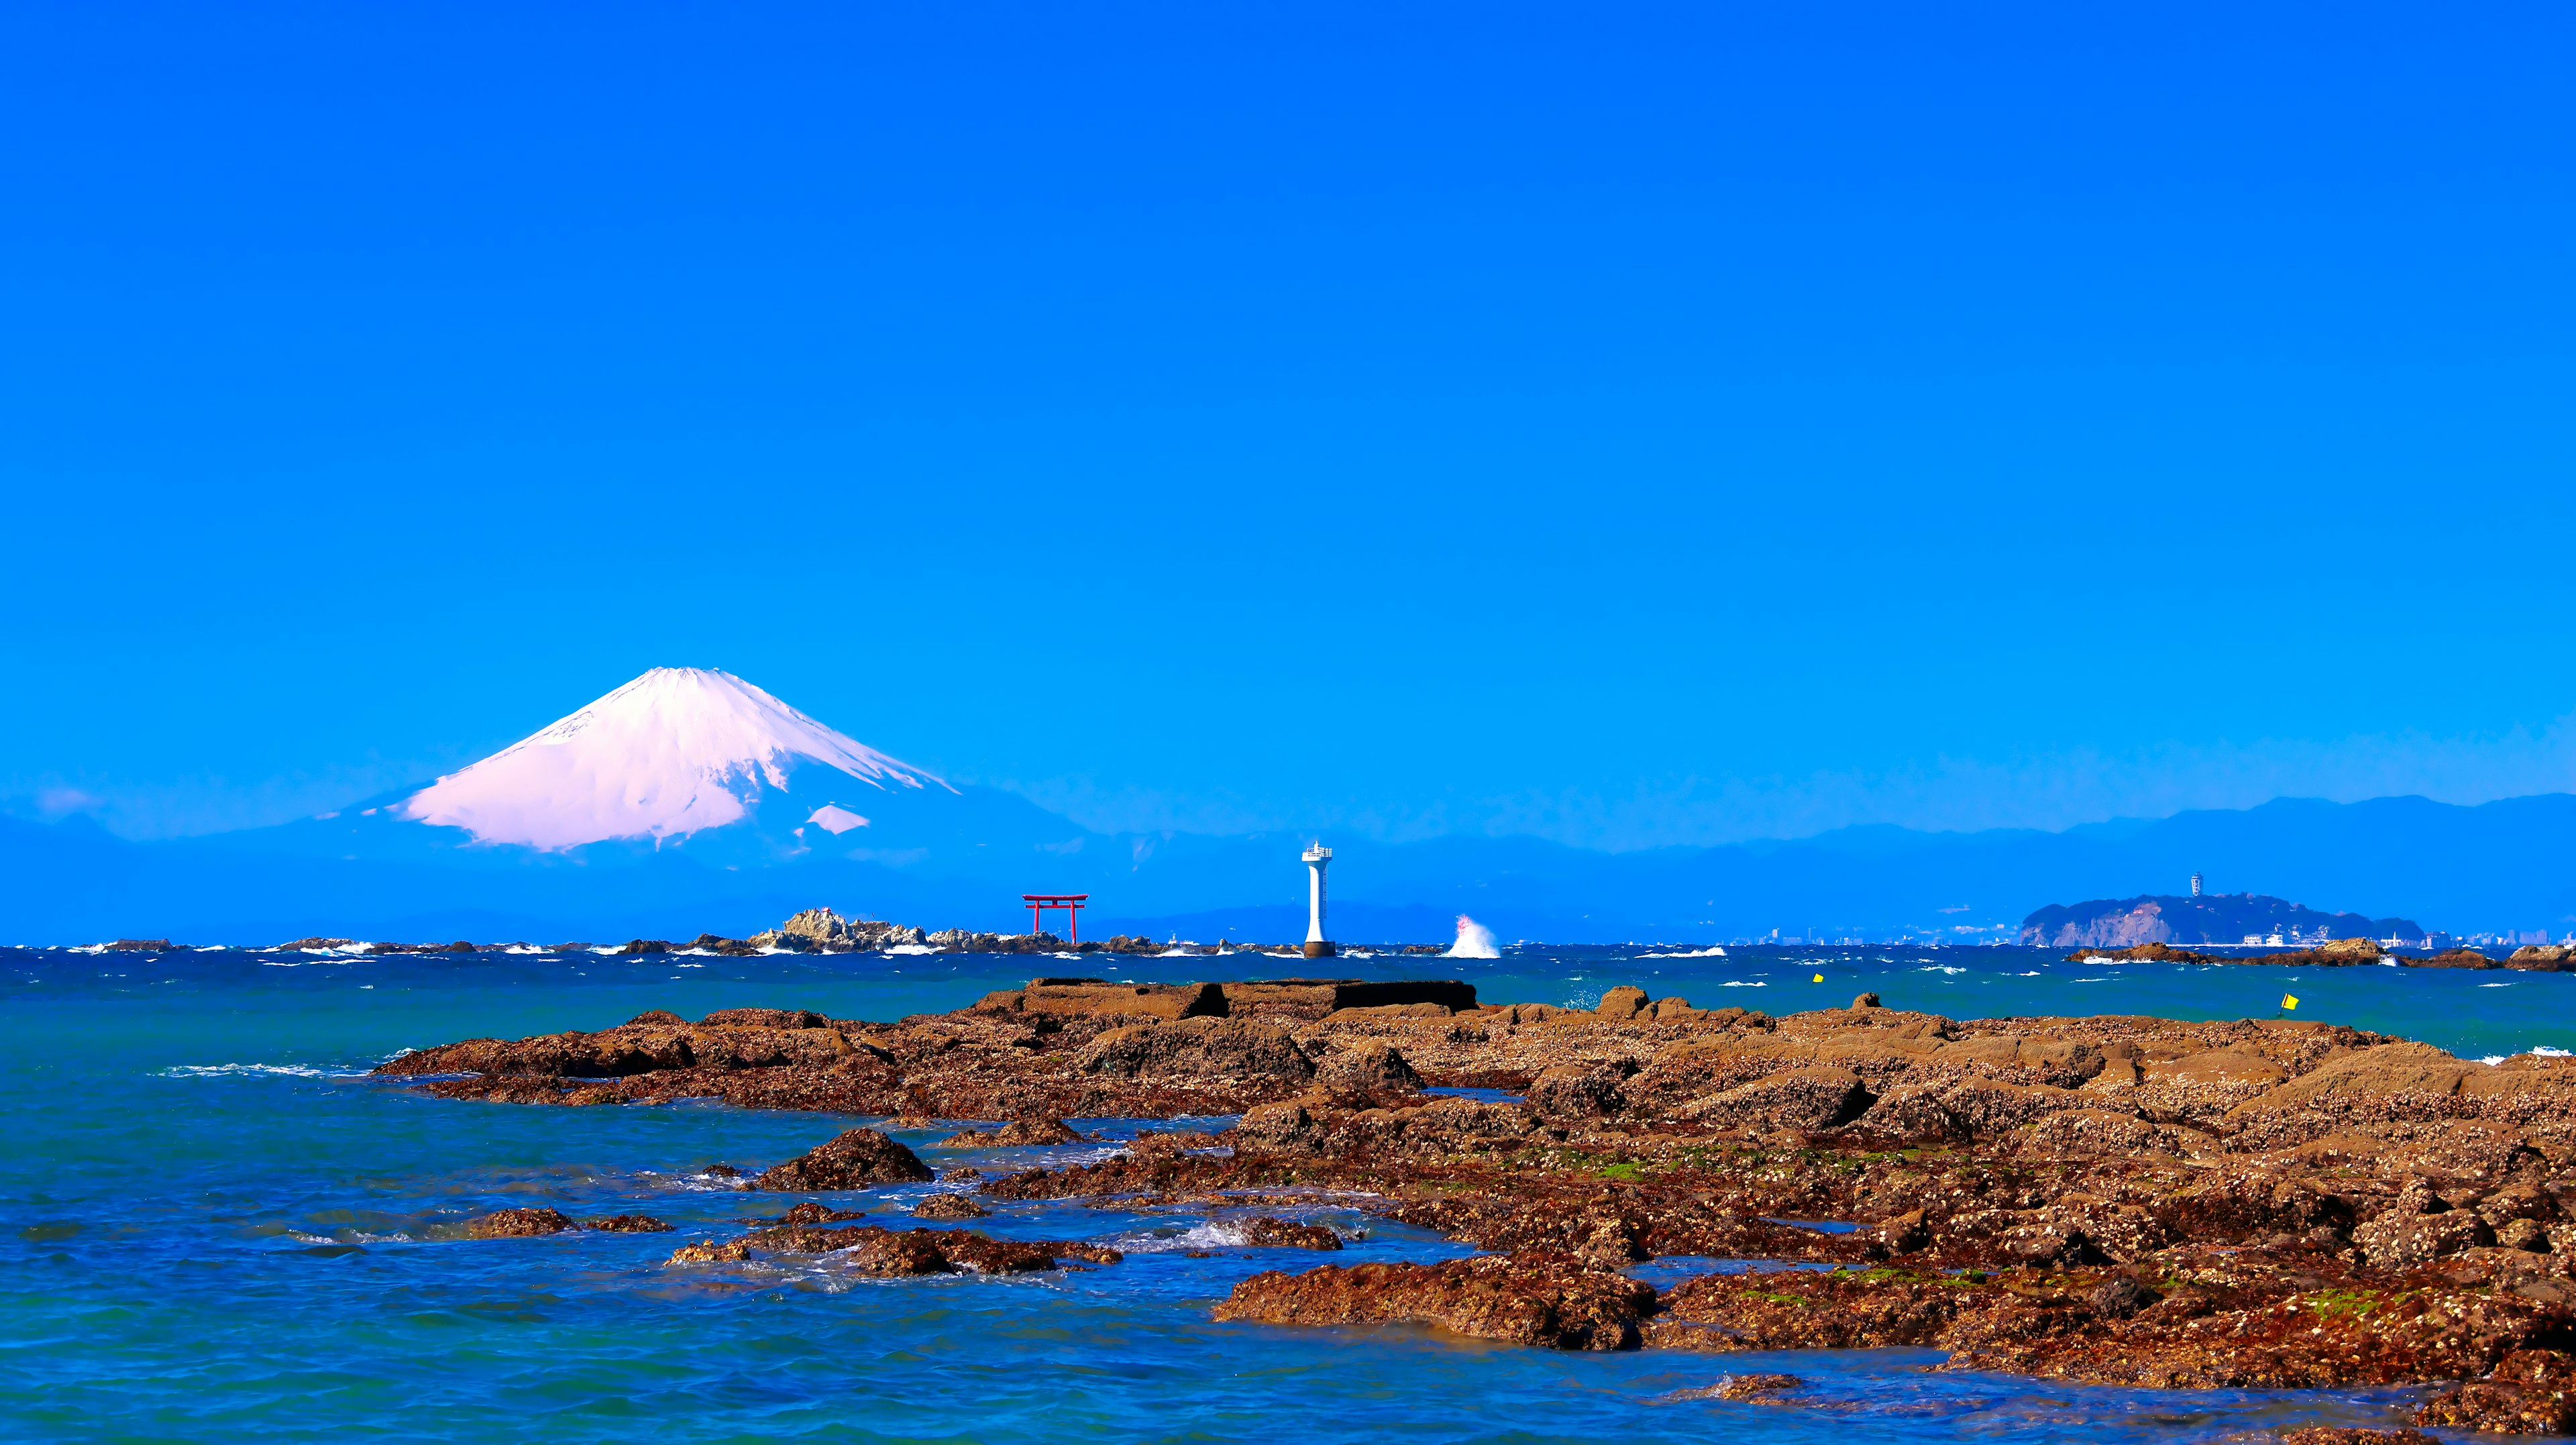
[7,667,2575,945]
[2017,894,2425,949]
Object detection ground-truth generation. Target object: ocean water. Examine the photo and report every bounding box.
[5,943,2564,1444]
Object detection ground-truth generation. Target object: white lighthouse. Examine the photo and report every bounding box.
[1301,841,1335,959]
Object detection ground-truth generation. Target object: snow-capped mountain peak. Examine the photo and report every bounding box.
[399,667,947,850]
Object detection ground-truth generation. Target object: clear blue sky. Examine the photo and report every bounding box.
[5,2,2571,847]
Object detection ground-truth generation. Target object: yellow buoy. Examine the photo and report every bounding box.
[2282,994,2300,1010]
[1812,973,1825,983]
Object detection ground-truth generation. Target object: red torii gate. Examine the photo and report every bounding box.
[1022,894,1087,943]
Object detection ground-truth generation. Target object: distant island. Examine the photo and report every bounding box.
[2019,892,2422,948]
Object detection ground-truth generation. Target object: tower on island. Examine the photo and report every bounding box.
[1301,842,1335,959]
[2190,871,2204,898]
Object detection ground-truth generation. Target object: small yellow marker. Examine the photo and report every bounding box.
[1813,973,1825,983]
[2282,994,2300,1010]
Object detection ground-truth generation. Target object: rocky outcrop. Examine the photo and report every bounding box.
[751,1128,935,1190]
[935,1118,1087,1146]
[462,1208,578,1238]
[668,1223,1120,1275]
[1316,1041,1422,1093]
[1077,1017,1316,1082]
[2406,949,2500,970]
[976,979,1228,1021]
[1238,1217,1343,1249]
[1215,1252,1658,1350]
[2071,938,2388,967]
[388,979,2576,1407]
[747,908,929,953]
[2508,945,2576,972]
[580,1214,673,1232]
[910,1193,991,1220]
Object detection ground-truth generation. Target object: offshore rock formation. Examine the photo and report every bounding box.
[2070,937,2393,966]
[2023,894,2420,949]
[387,979,2576,1432]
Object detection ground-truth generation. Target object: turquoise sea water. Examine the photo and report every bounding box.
[5,943,2565,1443]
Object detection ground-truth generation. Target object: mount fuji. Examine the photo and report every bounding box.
[254,667,1099,879]
[400,667,948,852]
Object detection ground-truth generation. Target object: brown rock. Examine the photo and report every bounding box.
[2147,1050,2292,1087]
[751,1128,936,1190]
[1010,980,1229,1021]
[701,1007,828,1029]
[665,1240,753,1264]
[2403,949,2497,970]
[735,1222,1120,1275]
[1239,1216,1343,1250]
[1595,985,1651,1021]
[2279,1430,2440,1444]
[1214,1251,1658,1350]
[1077,1017,1316,1081]
[1527,1061,1633,1119]
[910,1193,993,1220]
[1318,1041,1424,1093]
[2239,1042,2475,1110]
[775,1201,871,1224]
[936,1118,1088,1146]
[1715,1373,1804,1400]
[461,1208,578,1239]
[2088,1273,2161,1319]
[2414,1348,2576,1434]
[1684,1066,1869,1130]
[578,1214,673,1232]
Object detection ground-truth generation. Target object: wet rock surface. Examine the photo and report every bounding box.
[750,1128,934,1190]
[388,979,2576,1418]
[666,1223,1121,1275]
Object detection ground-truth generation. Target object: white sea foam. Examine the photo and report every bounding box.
[1104,1216,1359,1254]
[1719,980,1767,987]
[883,944,934,955]
[1919,965,1966,975]
[161,1063,369,1079]
[1446,916,1501,959]
[1639,947,1727,959]
[2479,1046,2568,1064]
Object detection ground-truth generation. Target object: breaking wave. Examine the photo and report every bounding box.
[1445,916,1500,959]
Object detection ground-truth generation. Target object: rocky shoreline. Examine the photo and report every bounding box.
[377,971,2576,1434]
